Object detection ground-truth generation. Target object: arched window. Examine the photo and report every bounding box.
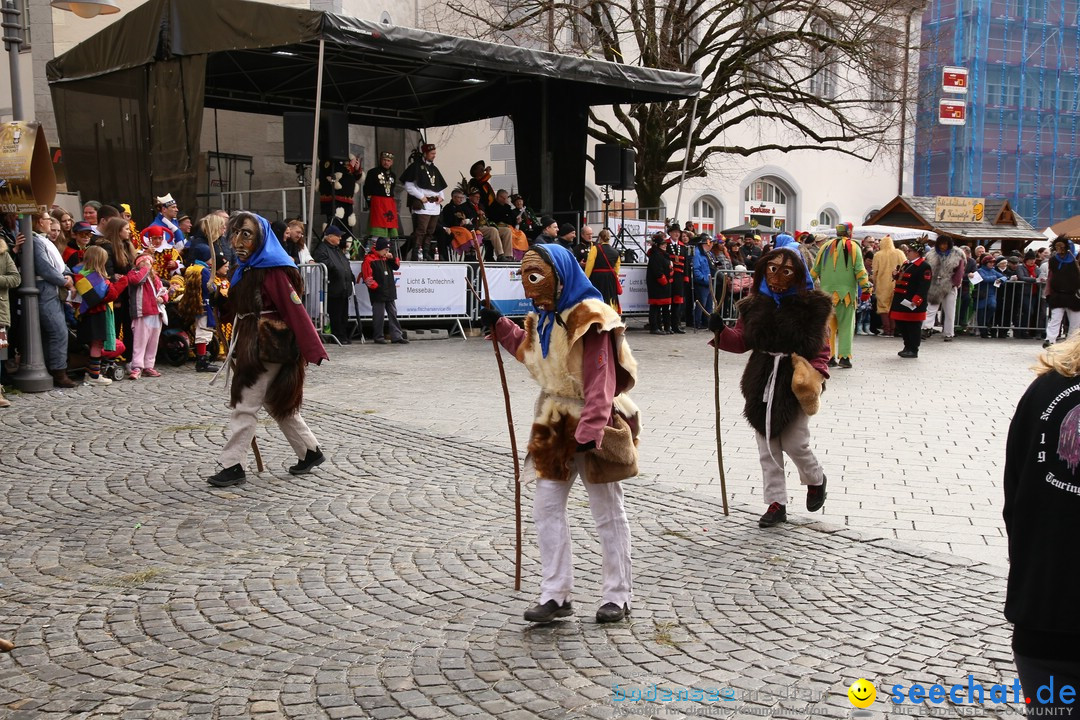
[691,196,722,233]
[744,180,787,205]
[818,209,838,227]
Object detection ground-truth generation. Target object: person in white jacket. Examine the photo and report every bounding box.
[399,143,447,261]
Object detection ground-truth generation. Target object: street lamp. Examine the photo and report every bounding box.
[49,1,119,19]
[3,0,119,392]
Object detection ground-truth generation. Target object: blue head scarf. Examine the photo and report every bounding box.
[772,233,796,250]
[756,248,814,305]
[530,243,602,358]
[230,212,297,285]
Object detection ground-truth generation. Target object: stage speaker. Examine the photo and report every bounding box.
[618,148,636,191]
[594,144,622,187]
[282,110,350,164]
[283,112,314,165]
[320,109,349,161]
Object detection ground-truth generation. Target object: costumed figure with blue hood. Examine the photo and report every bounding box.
[1044,235,1080,347]
[478,244,641,625]
[206,212,330,489]
[811,222,870,368]
[709,246,833,528]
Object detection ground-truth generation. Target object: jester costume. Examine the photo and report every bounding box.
[811,223,870,367]
[206,212,329,489]
[483,243,640,624]
[75,268,129,352]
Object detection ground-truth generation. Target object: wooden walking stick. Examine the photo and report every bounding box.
[251,438,264,473]
[472,247,523,591]
[700,275,730,516]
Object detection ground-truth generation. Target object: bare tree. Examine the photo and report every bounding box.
[434,0,923,210]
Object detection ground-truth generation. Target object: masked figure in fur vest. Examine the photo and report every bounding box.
[811,222,870,369]
[709,247,833,528]
[478,243,640,625]
[921,236,965,341]
[205,212,330,489]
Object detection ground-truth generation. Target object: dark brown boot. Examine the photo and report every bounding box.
[51,369,77,388]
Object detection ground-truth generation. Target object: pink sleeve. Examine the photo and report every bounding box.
[809,339,832,379]
[576,327,617,447]
[493,316,526,356]
[951,260,965,287]
[709,317,748,353]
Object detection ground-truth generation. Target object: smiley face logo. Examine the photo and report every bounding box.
[848,679,876,708]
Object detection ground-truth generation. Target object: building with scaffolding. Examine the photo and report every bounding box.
[914,0,1080,230]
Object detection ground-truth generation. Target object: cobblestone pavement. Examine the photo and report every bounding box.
[0,327,1031,719]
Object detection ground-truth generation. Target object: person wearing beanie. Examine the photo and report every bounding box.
[646,233,674,334]
[534,216,559,246]
[709,246,832,528]
[361,237,408,344]
[478,243,640,624]
[180,242,221,373]
[312,225,355,344]
[557,223,577,249]
[206,212,328,488]
[690,234,715,329]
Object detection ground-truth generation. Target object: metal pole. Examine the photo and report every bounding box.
[305,38,326,249]
[5,0,51,392]
[897,8,913,196]
[672,95,700,224]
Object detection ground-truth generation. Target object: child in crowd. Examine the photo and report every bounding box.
[126,249,169,379]
[213,253,232,349]
[730,264,752,298]
[74,246,130,385]
[361,238,407,344]
[856,289,874,335]
[140,225,181,283]
[180,244,220,372]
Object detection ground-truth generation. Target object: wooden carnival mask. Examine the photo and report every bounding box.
[229,215,261,262]
[521,249,558,311]
[763,252,799,294]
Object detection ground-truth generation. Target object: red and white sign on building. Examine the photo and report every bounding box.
[942,66,968,94]
[938,99,966,126]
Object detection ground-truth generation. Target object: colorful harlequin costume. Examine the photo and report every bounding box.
[485,243,640,623]
[810,223,870,365]
[140,225,182,284]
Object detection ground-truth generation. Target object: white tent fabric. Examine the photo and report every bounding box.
[853,225,938,242]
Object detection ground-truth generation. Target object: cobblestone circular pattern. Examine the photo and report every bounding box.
[1,379,1017,719]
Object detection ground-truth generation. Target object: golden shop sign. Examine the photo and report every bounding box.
[934,196,985,223]
[0,121,56,213]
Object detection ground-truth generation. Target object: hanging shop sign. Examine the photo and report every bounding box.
[938,99,966,126]
[942,66,968,94]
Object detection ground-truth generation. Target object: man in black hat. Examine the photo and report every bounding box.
[312,225,355,344]
[467,161,495,211]
[363,151,400,243]
[400,143,447,260]
[534,216,559,247]
[557,223,576,250]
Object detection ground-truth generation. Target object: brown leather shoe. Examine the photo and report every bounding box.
[51,369,77,388]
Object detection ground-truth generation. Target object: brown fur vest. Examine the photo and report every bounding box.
[228,267,306,420]
[517,299,640,484]
[737,290,832,436]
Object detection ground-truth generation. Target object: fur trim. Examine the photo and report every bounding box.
[738,290,832,436]
[926,248,964,304]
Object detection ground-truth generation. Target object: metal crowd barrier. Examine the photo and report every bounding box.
[298,262,329,338]
[950,279,1051,338]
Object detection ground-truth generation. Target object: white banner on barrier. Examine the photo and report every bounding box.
[349,261,469,318]
[484,263,533,316]
[618,265,649,314]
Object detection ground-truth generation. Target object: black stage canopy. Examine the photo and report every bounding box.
[47,0,701,224]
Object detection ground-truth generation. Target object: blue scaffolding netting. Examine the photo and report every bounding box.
[915,0,1080,229]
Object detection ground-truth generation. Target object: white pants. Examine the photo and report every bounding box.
[922,287,958,337]
[220,362,319,467]
[755,411,824,506]
[194,315,213,345]
[1047,307,1080,344]
[534,455,632,607]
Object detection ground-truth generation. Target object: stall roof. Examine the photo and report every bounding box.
[864,196,1045,243]
[46,0,702,130]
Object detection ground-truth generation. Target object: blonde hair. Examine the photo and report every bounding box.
[597,229,612,244]
[82,245,108,276]
[1035,333,1080,376]
[198,213,226,243]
